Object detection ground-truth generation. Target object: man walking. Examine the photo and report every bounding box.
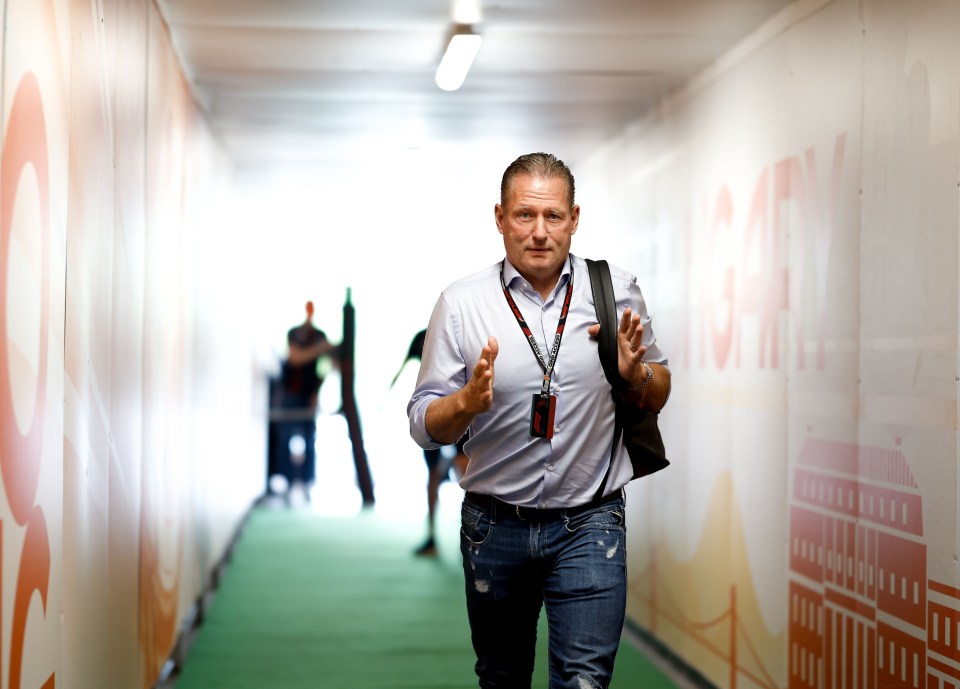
[408,153,670,688]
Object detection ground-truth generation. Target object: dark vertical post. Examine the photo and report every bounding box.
[340,287,375,506]
[650,544,658,634]
[730,585,737,689]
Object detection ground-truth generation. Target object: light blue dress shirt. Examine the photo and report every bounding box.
[407,253,668,508]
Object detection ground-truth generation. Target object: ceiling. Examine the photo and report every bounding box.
[158,0,794,172]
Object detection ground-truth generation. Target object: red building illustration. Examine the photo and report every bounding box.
[927,582,960,689]
[789,438,929,689]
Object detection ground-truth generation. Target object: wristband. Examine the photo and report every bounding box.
[628,362,653,391]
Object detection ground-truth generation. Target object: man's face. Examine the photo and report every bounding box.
[495,174,579,292]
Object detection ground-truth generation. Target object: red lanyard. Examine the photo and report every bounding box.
[499,259,574,398]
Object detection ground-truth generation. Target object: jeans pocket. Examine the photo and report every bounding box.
[460,501,493,546]
[563,502,625,533]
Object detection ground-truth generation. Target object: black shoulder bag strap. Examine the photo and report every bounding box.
[586,258,624,501]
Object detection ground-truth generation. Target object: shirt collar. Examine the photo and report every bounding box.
[502,254,574,295]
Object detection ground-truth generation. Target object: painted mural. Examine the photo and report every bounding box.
[1,1,263,688]
[1,0,68,685]
[580,1,960,688]
[0,68,59,689]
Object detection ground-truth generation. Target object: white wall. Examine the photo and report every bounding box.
[1,2,264,688]
[577,0,960,687]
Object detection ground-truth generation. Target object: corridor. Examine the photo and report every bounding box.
[4,1,959,688]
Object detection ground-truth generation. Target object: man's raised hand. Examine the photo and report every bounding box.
[466,336,499,413]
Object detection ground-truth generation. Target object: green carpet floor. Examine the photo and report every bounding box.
[174,503,681,689]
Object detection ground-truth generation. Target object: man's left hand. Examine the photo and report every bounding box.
[587,307,647,385]
[617,307,649,385]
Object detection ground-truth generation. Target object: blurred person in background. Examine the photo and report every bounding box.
[393,328,468,556]
[275,300,337,501]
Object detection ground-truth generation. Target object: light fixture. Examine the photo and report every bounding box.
[435,24,482,92]
[452,0,482,24]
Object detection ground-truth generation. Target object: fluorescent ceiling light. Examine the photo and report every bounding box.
[452,0,482,24]
[435,29,482,92]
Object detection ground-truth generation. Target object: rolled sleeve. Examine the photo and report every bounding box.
[620,273,668,368]
[407,396,439,449]
[621,273,671,404]
[407,294,466,449]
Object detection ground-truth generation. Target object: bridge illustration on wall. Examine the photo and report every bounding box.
[628,437,960,689]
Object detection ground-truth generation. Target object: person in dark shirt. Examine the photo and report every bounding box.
[278,300,336,497]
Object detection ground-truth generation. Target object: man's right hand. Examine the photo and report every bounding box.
[462,336,499,414]
[424,336,499,444]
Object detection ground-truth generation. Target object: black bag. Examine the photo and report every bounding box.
[586,259,669,497]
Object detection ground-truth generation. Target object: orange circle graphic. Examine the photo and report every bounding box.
[1,72,51,526]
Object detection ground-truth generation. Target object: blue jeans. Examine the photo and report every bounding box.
[460,492,627,689]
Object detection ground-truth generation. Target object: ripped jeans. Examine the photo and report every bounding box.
[460,492,627,689]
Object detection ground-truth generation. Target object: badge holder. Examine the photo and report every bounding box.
[529,393,556,439]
